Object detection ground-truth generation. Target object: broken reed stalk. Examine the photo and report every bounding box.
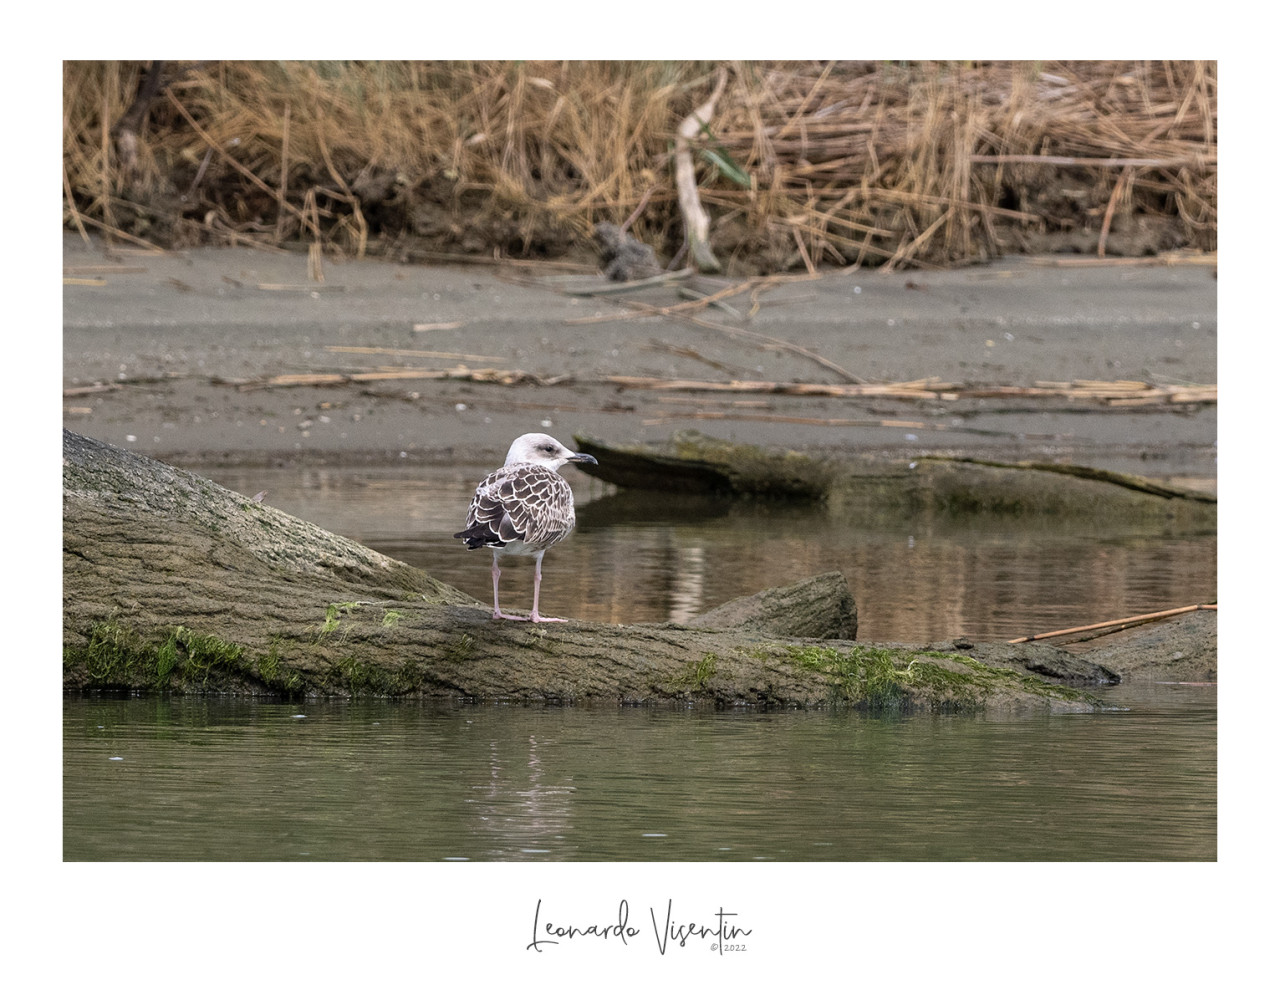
[1007,603,1217,645]
[640,410,932,430]
[64,211,165,252]
[323,345,504,362]
[1026,252,1216,267]
[560,269,695,297]
[563,273,785,315]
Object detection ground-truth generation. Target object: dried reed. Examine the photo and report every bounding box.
[63,60,1215,270]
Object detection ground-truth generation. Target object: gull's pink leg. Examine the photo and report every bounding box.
[529,551,566,623]
[491,552,529,622]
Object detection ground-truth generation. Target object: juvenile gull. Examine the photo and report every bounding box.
[453,433,598,622]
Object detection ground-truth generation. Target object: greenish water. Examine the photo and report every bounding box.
[64,464,1214,862]
[63,683,1215,862]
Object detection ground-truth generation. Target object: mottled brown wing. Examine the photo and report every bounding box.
[454,465,575,551]
[502,467,575,548]
[454,470,520,548]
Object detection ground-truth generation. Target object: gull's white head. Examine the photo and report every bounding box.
[503,433,599,471]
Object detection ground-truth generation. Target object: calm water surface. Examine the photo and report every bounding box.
[63,684,1215,862]
[206,465,1216,640]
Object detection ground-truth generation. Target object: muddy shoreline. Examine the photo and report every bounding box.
[64,235,1216,489]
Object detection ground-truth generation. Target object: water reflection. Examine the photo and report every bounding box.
[65,465,1216,863]
[63,687,1215,862]
[208,465,1216,641]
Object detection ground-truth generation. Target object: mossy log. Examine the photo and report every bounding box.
[64,430,1190,711]
[572,431,1217,527]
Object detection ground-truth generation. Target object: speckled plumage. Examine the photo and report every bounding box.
[453,433,598,622]
[455,463,578,555]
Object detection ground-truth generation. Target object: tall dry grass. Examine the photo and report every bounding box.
[62,60,1215,271]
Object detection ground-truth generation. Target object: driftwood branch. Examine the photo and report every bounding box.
[62,430,1158,711]
[674,70,727,274]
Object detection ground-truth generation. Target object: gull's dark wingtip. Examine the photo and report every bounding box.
[453,525,493,549]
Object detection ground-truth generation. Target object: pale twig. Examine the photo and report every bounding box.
[1007,603,1217,645]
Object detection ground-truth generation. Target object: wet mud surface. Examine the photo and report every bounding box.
[63,235,1216,489]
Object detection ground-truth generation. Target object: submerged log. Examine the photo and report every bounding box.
[63,430,1200,711]
[572,431,1217,526]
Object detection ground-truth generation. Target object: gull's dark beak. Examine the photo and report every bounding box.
[569,451,598,466]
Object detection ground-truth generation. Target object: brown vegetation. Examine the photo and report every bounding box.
[63,60,1216,272]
